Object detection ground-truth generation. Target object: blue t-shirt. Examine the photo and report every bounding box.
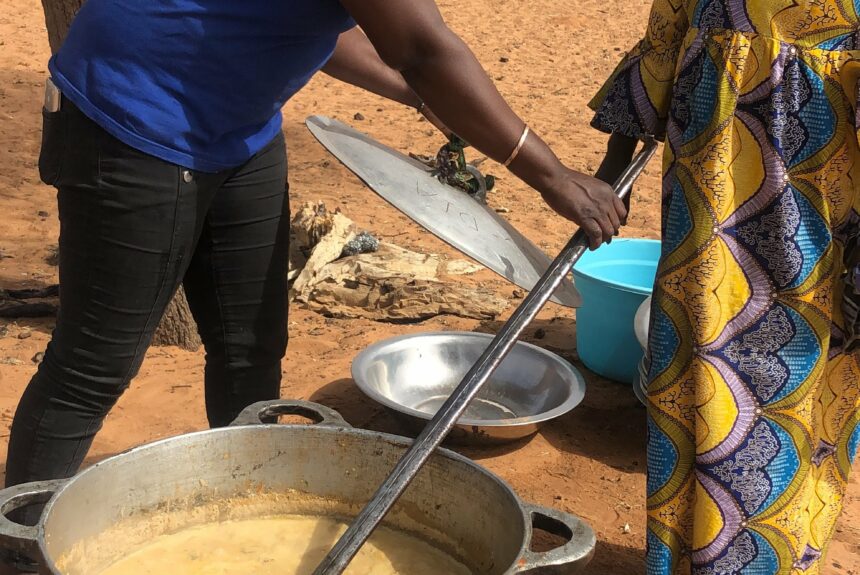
[50,0,355,172]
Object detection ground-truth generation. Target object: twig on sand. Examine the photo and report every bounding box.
[0,302,58,318]
[0,284,60,318]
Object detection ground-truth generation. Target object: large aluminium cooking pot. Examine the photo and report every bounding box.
[0,400,595,574]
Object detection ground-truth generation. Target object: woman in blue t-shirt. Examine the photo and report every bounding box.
[4,1,624,557]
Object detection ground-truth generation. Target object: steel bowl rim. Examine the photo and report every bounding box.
[351,331,586,428]
[634,295,652,351]
[34,422,533,574]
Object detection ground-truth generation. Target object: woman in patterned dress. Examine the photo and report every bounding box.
[590,1,860,573]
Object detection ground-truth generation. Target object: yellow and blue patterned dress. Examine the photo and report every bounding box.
[590,1,860,573]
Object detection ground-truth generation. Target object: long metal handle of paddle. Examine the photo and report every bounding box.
[313,137,658,575]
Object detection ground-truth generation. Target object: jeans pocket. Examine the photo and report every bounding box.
[38,108,66,186]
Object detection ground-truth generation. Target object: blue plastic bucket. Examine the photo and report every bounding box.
[572,238,661,384]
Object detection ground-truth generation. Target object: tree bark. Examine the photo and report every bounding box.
[151,288,203,352]
[40,0,201,351]
[40,0,83,53]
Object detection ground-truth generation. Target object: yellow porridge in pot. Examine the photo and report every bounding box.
[92,514,471,575]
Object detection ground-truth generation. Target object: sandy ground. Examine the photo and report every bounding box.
[0,0,858,573]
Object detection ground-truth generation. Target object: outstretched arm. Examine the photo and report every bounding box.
[322,27,451,136]
[339,0,626,248]
[323,27,420,108]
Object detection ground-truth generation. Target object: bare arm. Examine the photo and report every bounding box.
[323,27,452,136]
[595,132,639,215]
[323,27,421,108]
[338,0,626,248]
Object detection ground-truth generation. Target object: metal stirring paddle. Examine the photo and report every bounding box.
[312,137,659,575]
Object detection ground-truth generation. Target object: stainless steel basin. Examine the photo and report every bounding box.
[634,297,651,405]
[352,332,586,444]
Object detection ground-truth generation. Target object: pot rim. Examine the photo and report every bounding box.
[36,422,533,574]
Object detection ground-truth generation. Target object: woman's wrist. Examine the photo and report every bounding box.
[402,89,423,110]
[506,128,570,197]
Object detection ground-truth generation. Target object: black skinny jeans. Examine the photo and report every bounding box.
[5,99,289,489]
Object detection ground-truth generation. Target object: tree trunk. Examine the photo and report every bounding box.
[40,0,83,53]
[41,0,201,351]
[151,288,203,352]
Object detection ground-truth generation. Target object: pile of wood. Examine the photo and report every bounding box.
[0,286,59,319]
[288,201,508,322]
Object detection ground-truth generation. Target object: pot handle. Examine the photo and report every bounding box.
[230,400,352,429]
[513,503,596,574]
[0,479,65,556]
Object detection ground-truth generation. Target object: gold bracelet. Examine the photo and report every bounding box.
[503,125,530,168]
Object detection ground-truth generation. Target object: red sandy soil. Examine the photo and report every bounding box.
[0,0,857,573]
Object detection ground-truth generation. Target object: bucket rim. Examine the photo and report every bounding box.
[572,238,660,296]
